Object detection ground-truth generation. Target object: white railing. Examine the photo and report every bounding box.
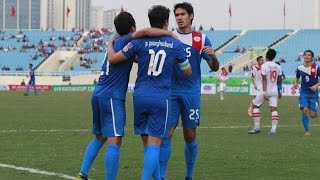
[0,71,100,76]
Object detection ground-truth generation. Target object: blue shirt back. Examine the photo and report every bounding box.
[171,31,213,94]
[29,68,35,81]
[93,35,133,100]
[296,64,320,97]
[122,36,187,98]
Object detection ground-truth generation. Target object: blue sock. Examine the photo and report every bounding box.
[302,114,310,132]
[34,85,38,95]
[159,138,171,179]
[143,146,160,180]
[105,144,120,180]
[142,145,160,180]
[25,86,30,95]
[185,139,198,178]
[80,138,103,178]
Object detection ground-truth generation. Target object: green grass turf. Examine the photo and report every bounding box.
[1,91,320,179]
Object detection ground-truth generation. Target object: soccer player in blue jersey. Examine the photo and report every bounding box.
[159,2,219,180]
[293,50,320,136]
[107,5,192,180]
[76,12,177,180]
[24,63,38,96]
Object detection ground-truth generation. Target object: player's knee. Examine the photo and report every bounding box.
[95,134,107,144]
[270,107,277,112]
[310,112,317,118]
[168,128,175,139]
[252,104,260,108]
[107,136,122,146]
[183,128,196,143]
[302,108,309,115]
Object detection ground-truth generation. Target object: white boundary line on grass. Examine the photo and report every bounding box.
[0,163,74,179]
[1,124,319,133]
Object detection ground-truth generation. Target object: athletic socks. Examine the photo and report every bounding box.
[159,138,171,179]
[252,108,261,129]
[105,144,120,180]
[271,111,279,132]
[185,139,198,178]
[302,114,310,132]
[80,138,103,178]
[142,145,160,180]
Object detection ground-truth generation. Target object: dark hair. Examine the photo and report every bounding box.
[29,63,33,67]
[114,12,136,35]
[174,2,194,23]
[256,56,263,61]
[266,49,276,60]
[304,50,314,57]
[148,5,170,28]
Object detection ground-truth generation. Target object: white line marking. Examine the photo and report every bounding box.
[0,129,90,133]
[0,124,319,133]
[0,163,74,179]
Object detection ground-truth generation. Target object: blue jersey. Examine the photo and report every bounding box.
[172,31,213,94]
[122,36,187,98]
[296,64,320,97]
[93,35,133,100]
[29,68,35,81]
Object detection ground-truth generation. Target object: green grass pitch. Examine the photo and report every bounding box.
[1,91,320,179]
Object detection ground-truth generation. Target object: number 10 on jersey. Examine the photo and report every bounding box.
[148,49,166,76]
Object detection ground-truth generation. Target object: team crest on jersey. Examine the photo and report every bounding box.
[123,42,133,52]
[193,36,201,42]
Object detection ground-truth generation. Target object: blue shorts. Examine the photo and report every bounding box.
[133,95,170,139]
[91,96,126,138]
[170,93,200,129]
[299,93,319,113]
[28,79,35,85]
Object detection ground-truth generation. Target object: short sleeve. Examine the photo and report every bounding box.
[175,40,188,64]
[202,36,213,61]
[121,40,138,60]
[251,67,256,77]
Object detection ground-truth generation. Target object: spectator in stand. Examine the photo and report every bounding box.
[228,63,233,73]
[235,46,240,53]
[21,79,26,86]
[242,47,246,53]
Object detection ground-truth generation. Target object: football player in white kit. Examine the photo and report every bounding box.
[247,56,264,116]
[248,49,282,134]
[219,67,229,101]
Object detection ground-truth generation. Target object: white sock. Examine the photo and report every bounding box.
[252,108,260,129]
[271,111,279,132]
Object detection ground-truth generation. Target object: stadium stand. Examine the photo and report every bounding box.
[72,29,111,72]
[202,30,241,50]
[0,30,81,71]
[223,29,292,52]
[273,29,320,76]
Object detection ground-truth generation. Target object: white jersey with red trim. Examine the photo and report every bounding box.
[219,72,229,82]
[251,65,263,89]
[171,31,213,94]
[261,61,282,96]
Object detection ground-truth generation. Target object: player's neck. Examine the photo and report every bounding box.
[177,26,192,33]
[304,62,312,67]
